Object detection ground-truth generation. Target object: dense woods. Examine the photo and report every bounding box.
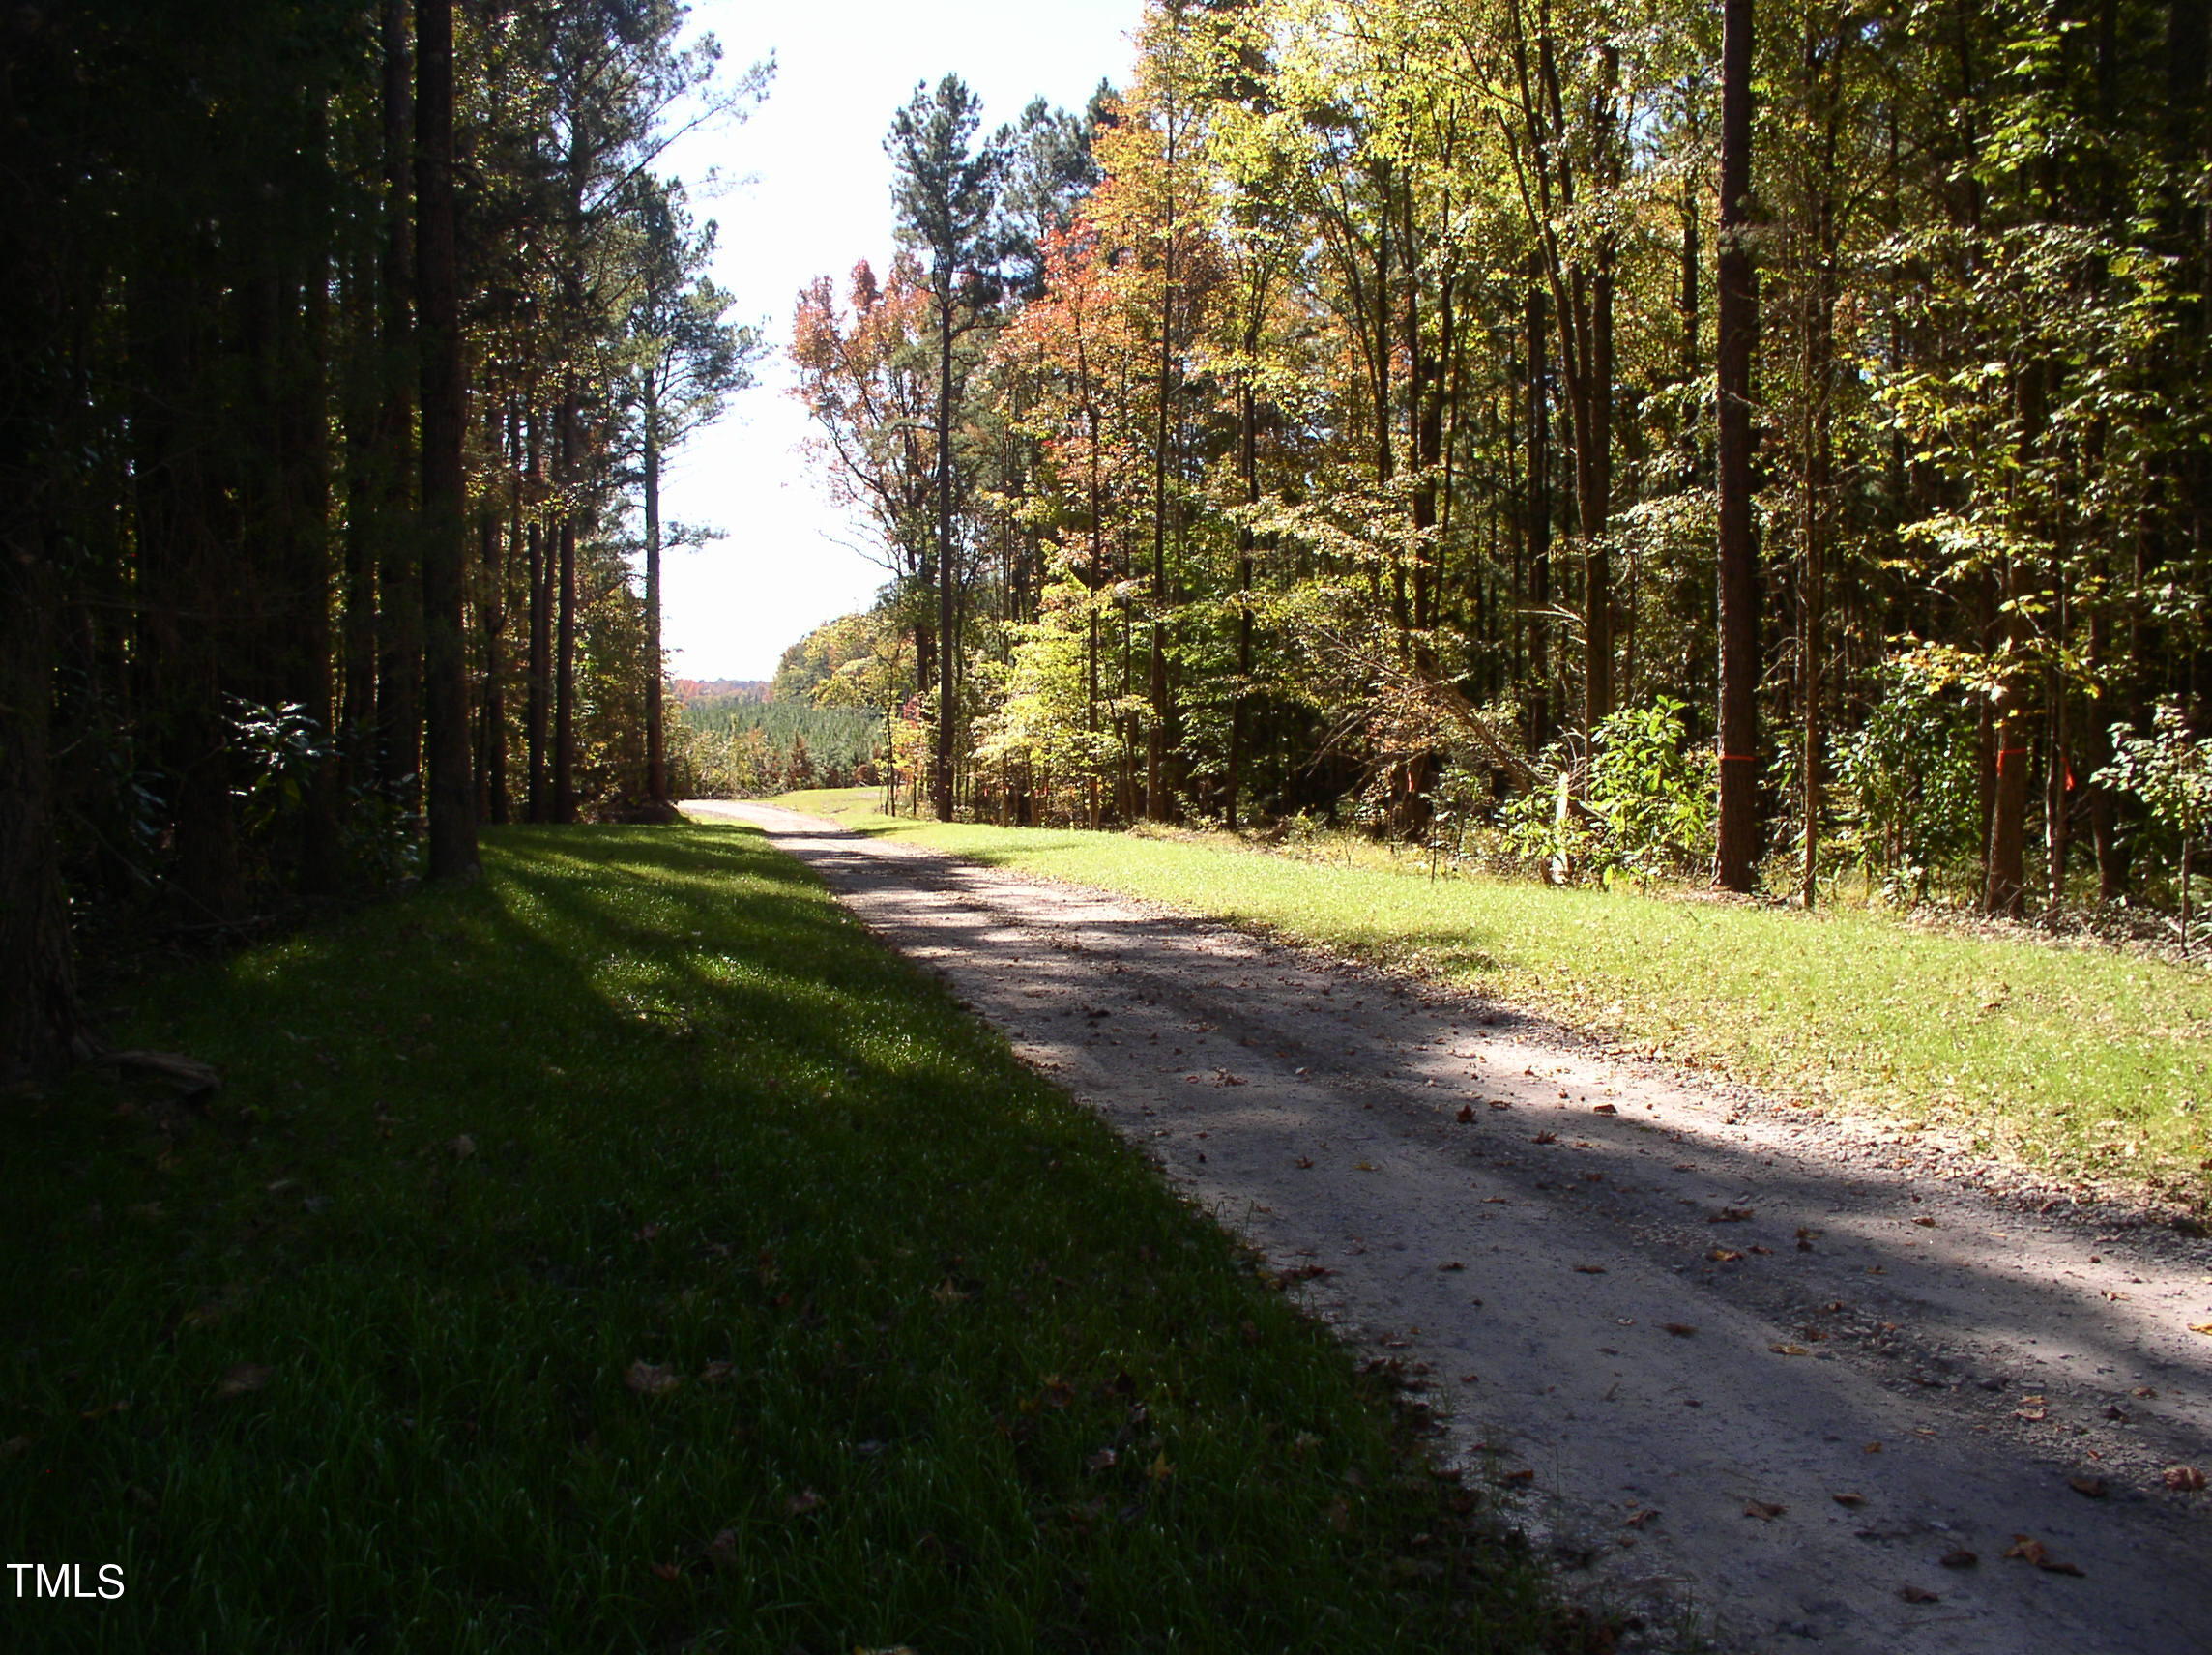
[0,0,758,1078]
[792,0,2212,926]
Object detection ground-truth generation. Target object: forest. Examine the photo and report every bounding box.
[8,0,2212,1089]
[791,0,2212,931]
[1,0,760,1080]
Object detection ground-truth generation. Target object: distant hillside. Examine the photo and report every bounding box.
[673,678,771,705]
[674,694,883,799]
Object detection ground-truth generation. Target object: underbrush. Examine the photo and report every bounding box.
[0,824,1579,1653]
[774,788,2212,1212]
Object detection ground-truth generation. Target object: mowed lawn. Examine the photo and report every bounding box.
[0,824,1579,1653]
[775,789,2212,1209]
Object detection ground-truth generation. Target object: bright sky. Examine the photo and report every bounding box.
[654,0,1145,682]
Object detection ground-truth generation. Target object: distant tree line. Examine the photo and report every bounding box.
[0,0,760,1081]
[671,684,881,798]
[793,0,2212,933]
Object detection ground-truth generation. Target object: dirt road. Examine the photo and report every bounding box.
[689,800,2212,1653]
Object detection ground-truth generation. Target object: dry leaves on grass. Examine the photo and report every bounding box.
[214,1363,272,1399]
[625,1360,682,1397]
[785,1488,825,1516]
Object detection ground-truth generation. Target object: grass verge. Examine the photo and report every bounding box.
[774,789,2212,1210]
[1,824,1578,1653]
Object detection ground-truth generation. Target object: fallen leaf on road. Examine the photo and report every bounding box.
[1709,1207,1754,1223]
[1353,1160,1379,1172]
[1664,1322,1698,1337]
[2163,1466,2206,1492]
[1437,1261,1465,1271]
[1938,1549,1978,1569]
[1214,1071,1247,1087]
[1591,1103,1617,1115]
[1456,1104,1476,1123]
[1624,1506,1659,1527]
[1459,1372,1479,1383]
[1501,1468,1535,1485]
[1863,1441,1882,1453]
[1533,1131,1558,1145]
[1489,1098,1513,1109]
[1708,1248,1745,1263]
[1912,1216,1936,1228]
[2004,1534,2083,1575]
[2069,1475,2110,1499]
[1743,1500,1786,1521]
[1770,1344,1810,1357]
[1831,1492,1865,1507]
[1574,1263,1607,1275]
[2190,1322,2212,1336]
[1899,1584,1940,1604]
[1295,1155,1315,1169]
[626,1361,682,1397]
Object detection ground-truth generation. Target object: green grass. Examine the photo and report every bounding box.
[0,824,1579,1654]
[778,789,2212,1208]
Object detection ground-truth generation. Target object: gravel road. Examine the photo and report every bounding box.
[688,799,2212,1654]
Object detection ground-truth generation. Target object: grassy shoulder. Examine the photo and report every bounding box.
[777,789,2212,1210]
[1,824,1577,1654]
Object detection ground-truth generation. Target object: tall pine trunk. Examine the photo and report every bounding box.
[415,0,478,881]
[643,384,669,809]
[1715,0,1763,891]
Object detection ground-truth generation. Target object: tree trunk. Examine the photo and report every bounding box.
[1525,275,1554,751]
[526,516,550,822]
[415,0,478,881]
[375,0,420,810]
[0,520,86,1082]
[644,387,669,808]
[1715,0,1763,891]
[933,290,956,822]
[556,502,577,824]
